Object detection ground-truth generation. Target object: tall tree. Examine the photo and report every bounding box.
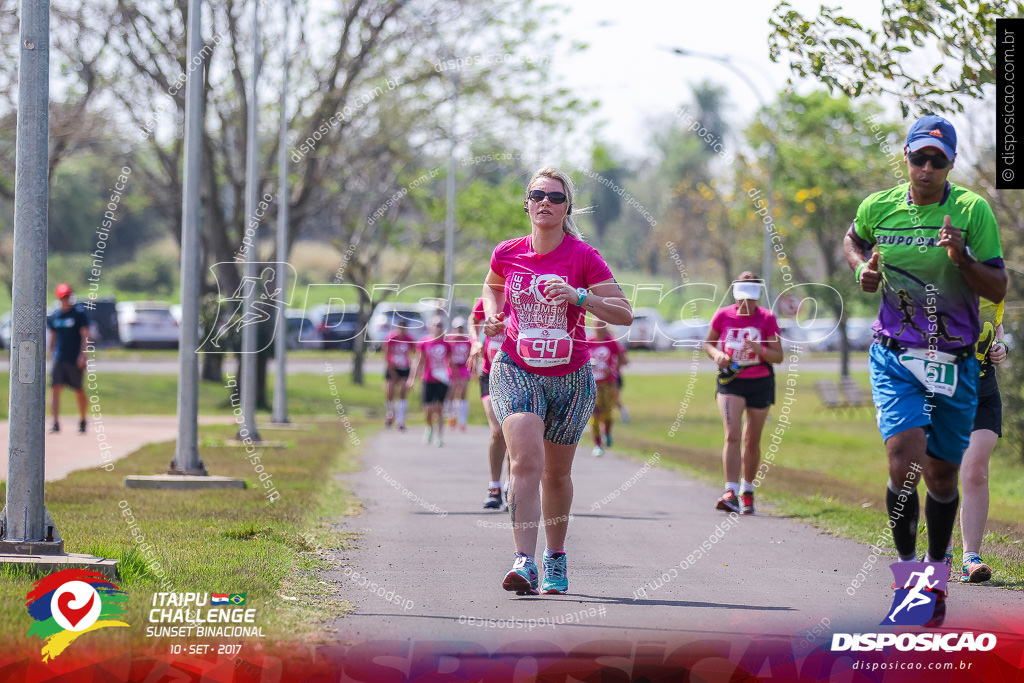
[768,0,1021,115]
[743,91,911,376]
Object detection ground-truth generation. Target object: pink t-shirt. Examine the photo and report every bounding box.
[709,304,781,379]
[472,297,507,375]
[588,337,623,383]
[446,335,473,379]
[384,331,415,370]
[418,337,452,384]
[490,234,614,376]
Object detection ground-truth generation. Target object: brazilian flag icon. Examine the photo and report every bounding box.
[229,593,246,606]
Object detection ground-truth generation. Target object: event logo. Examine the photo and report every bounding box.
[25,568,130,662]
[199,261,296,354]
[883,561,947,626]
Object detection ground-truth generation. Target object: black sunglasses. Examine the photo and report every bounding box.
[908,151,951,169]
[527,190,568,204]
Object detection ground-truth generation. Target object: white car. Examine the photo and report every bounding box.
[366,302,443,350]
[664,317,711,349]
[626,307,673,351]
[116,301,180,348]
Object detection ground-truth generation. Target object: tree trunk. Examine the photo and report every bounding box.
[838,317,851,378]
[201,353,224,382]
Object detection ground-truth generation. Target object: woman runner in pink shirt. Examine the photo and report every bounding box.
[481,167,633,595]
[703,271,784,516]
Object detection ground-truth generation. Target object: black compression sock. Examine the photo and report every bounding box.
[886,485,919,560]
[925,490,960,563]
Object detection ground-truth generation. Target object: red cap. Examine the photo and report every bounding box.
[55,283,72,299]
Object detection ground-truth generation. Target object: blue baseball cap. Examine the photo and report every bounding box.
[905,114,956,160]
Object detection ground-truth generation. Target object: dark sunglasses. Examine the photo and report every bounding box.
[908,151,951,169]
[527,190,568,204]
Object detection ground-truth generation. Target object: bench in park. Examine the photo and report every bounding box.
[815,378,871,412]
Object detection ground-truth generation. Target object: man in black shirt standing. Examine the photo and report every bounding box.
[47,283,90,433]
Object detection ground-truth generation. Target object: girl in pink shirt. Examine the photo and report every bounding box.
[407,317,453,447]
[480,167,633,596]
[703,272,784,516]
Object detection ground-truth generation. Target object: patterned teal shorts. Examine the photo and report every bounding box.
[489,352,596,445]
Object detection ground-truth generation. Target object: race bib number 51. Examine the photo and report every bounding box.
[898,347,959,397]
[517,328,573,367]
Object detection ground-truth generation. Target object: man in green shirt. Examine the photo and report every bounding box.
[844,114,1006,607]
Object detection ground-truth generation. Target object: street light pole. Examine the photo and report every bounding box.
[170,0,208,475]
[272,0,291,425]
[443,78,458,322]
[239,0,262,443]
[667,47,776,304]
[1,0,63,555]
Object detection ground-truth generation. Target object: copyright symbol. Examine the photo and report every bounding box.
[1003,168,1015,182]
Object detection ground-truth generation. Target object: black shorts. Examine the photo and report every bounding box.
[479,372,490,398]
[51,361,83,390]
[422,381,449,405]
[972,373,1002,436]
[716,373,774,410]
[386,367,411,381]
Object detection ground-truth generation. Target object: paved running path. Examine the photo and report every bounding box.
[326,426,1024,654]
[0,415,229,482]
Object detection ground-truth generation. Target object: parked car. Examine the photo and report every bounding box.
[366,302,439,350]
[85,298,121,348]
[663,317,710,349]
[625,307,673,351]
[318,305,361,350]
[284,309,322,350]
[0,311,10,350]
[116,301,180,348]
[845,317,877,351]
[779,317,840,351]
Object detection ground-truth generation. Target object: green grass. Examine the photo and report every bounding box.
[613,368,1024,588]
[0,366,399,421]
[0,420,363,650]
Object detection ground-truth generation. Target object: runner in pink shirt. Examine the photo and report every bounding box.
[407,317,453,447]
[444,318,473,431]
[382,324,415,431]
[470,298,509,511]
[703,272,784,516]
[588,319,625,457]
[480,167,633,596]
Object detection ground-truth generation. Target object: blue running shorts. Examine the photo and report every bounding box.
[869,342,979,464]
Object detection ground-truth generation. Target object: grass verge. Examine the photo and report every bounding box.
[0,419,363,653]
[612,366,1024,589]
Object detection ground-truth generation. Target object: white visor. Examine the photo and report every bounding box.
[732,282,762,301]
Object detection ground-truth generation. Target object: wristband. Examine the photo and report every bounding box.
[855,262,866,283]
[576,287,588,307]
[994,340,1009,353]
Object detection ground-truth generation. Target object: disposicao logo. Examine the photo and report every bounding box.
[884,561,946,626]
[25,568,130,661]
[830,562,997,654]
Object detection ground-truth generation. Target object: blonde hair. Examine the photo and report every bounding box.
[526,167,588,240]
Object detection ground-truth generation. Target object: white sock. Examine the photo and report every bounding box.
[386,400,394,416]
[963,551,980,562]
[726,482,739,495]
[740,480,754,494]
[489,481,501,489]
[396,400,407,424]
[458,399,469,426]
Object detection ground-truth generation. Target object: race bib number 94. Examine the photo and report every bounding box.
[518,328,573,367]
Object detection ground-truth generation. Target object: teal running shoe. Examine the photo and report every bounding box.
[502,553,538,595]
[960,555,992,583]
[541,551,568,594]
